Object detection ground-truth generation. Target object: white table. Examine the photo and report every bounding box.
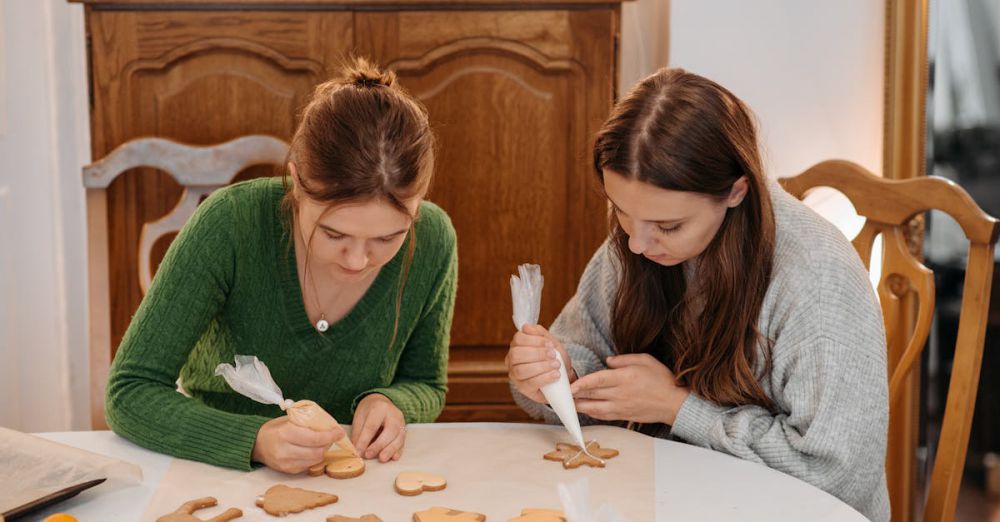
[27,423,867,521]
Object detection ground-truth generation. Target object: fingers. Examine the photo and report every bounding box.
[571,385,615,401]
[373,424,406,462]
[509,356,560,381]
[507,344,558,366]
[570,369,618,395]
[521,324,550,336]
[351,407,379,456]
[606,353,656,368]
[281,422,339,449]
[574,399,620,421]
[510,330,549,349]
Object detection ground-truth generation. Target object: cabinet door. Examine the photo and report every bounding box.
[88,11,353,356]
[356,9,616,420]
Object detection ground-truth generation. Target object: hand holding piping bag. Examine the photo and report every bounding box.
[510,264,590,453]
[284,399,358,456]
[214,356,358,458]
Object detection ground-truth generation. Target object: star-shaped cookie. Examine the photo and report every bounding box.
[543,440,619,469]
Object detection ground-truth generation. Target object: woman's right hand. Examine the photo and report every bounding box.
[505,324,577,404]
[251,416,344,474]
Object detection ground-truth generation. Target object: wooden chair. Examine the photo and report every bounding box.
[780,160,1000,522]
[83,135,289,429]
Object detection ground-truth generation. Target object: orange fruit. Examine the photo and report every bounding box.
[43,514,77,522]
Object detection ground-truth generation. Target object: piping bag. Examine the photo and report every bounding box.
[511,264,589,453]
[214,355,358,457]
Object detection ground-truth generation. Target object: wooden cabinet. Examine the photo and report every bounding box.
[73,0,623,422]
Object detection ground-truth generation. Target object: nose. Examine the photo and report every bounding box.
[341,241,369,270]
[626,223,652,255]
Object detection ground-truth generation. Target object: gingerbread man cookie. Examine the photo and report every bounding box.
[309,447,366,479]
[413,507,486,522]
[255,484,338,516]
[157,497,242,522]
[394,471,447,496]
[508,509,566,522]
[543,440,619,469]
[327,516,383,522]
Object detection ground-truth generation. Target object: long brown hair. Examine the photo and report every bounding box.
[593,68,776,411]
[283,57,435,347]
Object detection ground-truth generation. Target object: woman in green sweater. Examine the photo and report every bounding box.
[105,59,457,474]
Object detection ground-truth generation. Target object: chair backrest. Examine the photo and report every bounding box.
[780,159,999,522]
[83,135,289,429]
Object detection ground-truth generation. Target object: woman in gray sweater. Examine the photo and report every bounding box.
[506,68,890,521]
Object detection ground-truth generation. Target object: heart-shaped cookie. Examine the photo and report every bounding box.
[394,471,447,496]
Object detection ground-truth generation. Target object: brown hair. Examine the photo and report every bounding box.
[593,68,776,412]
[283,57,435,346]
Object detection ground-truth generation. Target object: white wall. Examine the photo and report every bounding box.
[0,0,90,431]
[666,0,884,243]
[620,0,670,94]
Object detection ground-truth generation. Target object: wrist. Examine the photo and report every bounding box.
[664,388,691,425]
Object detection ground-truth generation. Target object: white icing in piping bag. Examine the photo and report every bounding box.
[511,264,588,452]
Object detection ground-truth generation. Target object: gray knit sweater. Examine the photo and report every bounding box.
[512,180,890,521]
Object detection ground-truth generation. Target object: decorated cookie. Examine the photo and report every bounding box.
[508,509,567,522]
[156,497,242,522]
[543,441,619,469]
[394,471,447,496]
[327,516,383,522]
[309,447,366,479]
[413,507,486,522]
[255,484,338,516]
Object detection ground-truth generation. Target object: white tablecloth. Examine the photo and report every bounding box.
[26,423,867,521]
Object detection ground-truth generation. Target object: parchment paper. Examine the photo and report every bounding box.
[0,427,142,513]
[140,424,653,521]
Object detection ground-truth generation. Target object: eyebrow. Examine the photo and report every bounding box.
[605,194,684,226]
[318,224,409,239]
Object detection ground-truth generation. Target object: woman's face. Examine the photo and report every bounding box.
[292,166,421,282]
[602,169,748,267]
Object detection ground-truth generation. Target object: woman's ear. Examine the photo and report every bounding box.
[288,161,298,182]
[726,176,749,208]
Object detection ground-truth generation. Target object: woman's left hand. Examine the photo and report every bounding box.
[570,353,690,425]
[351,393,406,462]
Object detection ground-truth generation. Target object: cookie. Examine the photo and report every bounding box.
[309,447,366,479]
[413,507,486,522]
[394,471,447,496]
[327,516,383,522]
[508,509,566,522]
[543,440,619,469]
[255,484,338,516]
[157,497,243,522]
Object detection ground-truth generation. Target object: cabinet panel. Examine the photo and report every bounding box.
[357,10,615,419]
[88,11,354,355]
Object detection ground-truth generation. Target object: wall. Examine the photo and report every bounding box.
[0,0,90,431]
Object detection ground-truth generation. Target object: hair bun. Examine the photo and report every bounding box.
[345,58,396,88]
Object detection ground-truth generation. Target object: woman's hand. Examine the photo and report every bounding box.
[351,393,405,462]
[251,416,344,474]
[571,353,690,425]
[505,324,577,404]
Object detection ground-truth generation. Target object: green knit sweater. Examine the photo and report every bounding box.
[105,177,457,470]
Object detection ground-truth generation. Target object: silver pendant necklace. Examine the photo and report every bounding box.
[315,315,329,333]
